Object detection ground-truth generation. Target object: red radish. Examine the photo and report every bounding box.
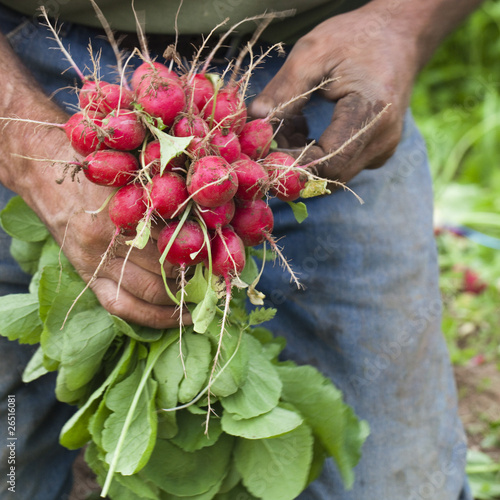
[64,112,107,156]
[157,154,188,176]
[131,61,179,91]
[108,183,146,235]
[263,151,307,202]
[210,130,241,163]
[186,155,238,208]
[233,155,269,200]
[238,119,274,160]
[97,83,134,113]
[462,268,487,295]
[135,77,186,127]
[103,111,146,151]
[172,115,210,138]
[210,226,246,279]
[143,140,162,168]
[186,137,212,159]
[203,86,247,133]
[79,81,133,114]
[143,140,187,174]
[79,80,100,111]
[157,219,208,267]
[185,73,215,111]
[83,150,138,187]
[231,199,274,247]
[197,199,235,230]
[147,172,189,220]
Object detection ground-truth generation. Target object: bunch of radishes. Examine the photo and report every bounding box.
[63,49,320,298]
[11,5,363,335]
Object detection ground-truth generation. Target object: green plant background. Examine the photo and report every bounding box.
[412,1,500,496]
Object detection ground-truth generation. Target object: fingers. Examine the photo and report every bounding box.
[65,214,187,329]
[113,235,170,277]
[248,41,323,120]
[90,277,191,330]
[97,257,178,306]
[313,95,401,183]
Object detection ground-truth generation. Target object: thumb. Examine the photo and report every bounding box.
[247,94,276,119]
[248,49,320,120]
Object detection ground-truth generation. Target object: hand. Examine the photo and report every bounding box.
[0,32,187,330]
[249,2,421,184]
[20,130,187,330]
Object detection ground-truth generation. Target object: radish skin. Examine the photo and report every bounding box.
[186,155,238,208]
[83,150,138,187]
[108,183,146,235]
[148,172,189,220]
[157,220,208,267]
[231,199,274,247]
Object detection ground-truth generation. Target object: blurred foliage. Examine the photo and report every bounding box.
[436,228,500,366]
[411,0,500,364]
[412,0,500,197]
[413,3,500,494]
[467,450,500,500]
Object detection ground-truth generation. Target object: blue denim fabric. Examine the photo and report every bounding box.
[246,55,472,500]
[0,5,472,500]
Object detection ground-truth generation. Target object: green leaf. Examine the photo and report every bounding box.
[191,285,218,334]
[208,322,250,398]
[161,476,227,500]
[0,293,43,344]
[220,335,282,419]
[216,461,242,495]
[307,437,329,486]
[38,265,82,323]
[60,308,116,391]
[154,336,184,439]
[249,327,286,362]
[154,336,184,405]
[205,72,221,87]
[55,368,88,404]
[112,316,163,343]
[182,263,208,304]
[40,279,99,367]
[9,238,44,275]
[178,330,212,403]
[286,200,309,223]
[248,307,277,326]
[215,482,259,499]
[0,196,49,242]
[151,127,192,175]
[22,346,48,383]
[84,441,107,484]
[37,237,71,270]
[59,339,136,450]
[235,422,314,500]
[101,333,176,490]
[299,180,331,199]
[102,362,158,475]
[276,364,369,489]
[89,398,112,450]
[111,472,160,500]
[221,405,303,439]
[141,434,233,497]
[239,251,259,285]
[170,409,222,452]
[125,216,151,250]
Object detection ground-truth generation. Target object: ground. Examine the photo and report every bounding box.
[455,363,500,464]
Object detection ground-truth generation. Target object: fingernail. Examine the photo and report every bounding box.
[248,95,275,118]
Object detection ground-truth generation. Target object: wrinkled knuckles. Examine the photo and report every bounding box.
[139,276,172,305]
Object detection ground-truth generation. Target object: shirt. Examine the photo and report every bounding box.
[0,0,370,44]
